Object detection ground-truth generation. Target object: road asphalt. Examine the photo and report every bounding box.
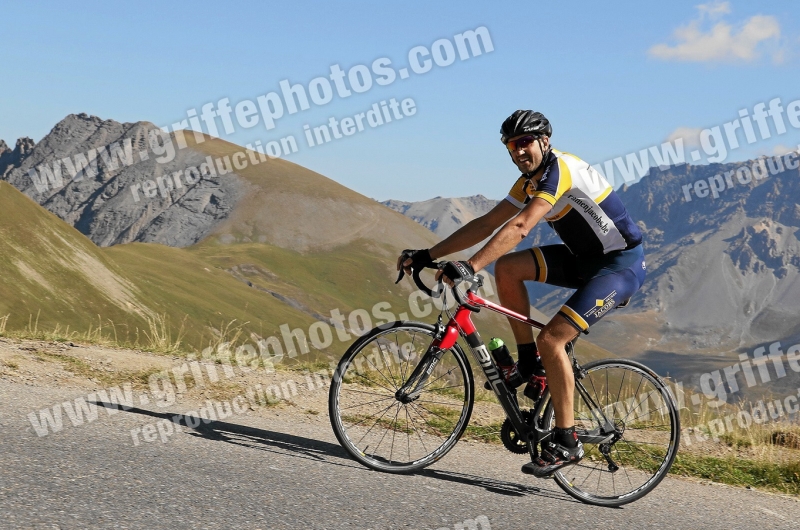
[1,380,798,529]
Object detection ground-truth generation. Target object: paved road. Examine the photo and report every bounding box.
[1,380,798,530]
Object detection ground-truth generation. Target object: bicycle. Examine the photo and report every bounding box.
[328,262,680,507]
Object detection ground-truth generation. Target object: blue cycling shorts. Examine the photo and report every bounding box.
[529,244,646,333]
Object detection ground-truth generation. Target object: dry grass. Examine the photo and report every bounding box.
[671,383,800,494]
[137,314,187,354]
[30,350,164,389]
[2,313,193,355]
[203,381,243,401]
[1,359,19,370]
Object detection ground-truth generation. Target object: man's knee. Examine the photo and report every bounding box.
[537,327,565,351]
[495,254,513,284]
[495,251,535,286]
[537,317,579,355]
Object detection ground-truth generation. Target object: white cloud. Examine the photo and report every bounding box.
[771,144,800,156]
[697,1,731,19]
[666,127,703,148]
[649,3,783,63]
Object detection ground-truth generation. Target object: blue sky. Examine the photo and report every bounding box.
[2,1,799,201]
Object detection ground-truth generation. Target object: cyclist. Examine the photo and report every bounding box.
[397,110,646,477]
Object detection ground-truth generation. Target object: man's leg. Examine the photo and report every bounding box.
[522,314,584,477]
[536,314,580,428]
[494,251,538,344]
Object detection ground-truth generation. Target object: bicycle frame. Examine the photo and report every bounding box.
[396,282,618,461]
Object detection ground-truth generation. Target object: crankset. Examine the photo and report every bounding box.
[500,410,534,454]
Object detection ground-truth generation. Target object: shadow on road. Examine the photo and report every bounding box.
[420,469,578,503]
[92,401,580,504]
[89,401,356,467]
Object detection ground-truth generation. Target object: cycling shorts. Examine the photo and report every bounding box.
[529,244,646,333]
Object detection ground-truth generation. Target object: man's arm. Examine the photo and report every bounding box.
[428,200,519,259]
[398,199,519,274]
[467,197,552,272]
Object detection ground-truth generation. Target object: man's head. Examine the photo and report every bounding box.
[500,110,552,175]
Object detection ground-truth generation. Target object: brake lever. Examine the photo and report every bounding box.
[395,251,413,284]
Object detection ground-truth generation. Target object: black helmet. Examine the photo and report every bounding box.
[500,110,552,144]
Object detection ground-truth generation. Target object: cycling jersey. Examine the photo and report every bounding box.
[505,149,642,256]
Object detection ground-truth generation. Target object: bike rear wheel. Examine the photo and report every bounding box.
[543,359,680,506]
[329,321,474,473]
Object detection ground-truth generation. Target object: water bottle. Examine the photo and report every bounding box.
[488,338,524,387]
[522,343,547,402]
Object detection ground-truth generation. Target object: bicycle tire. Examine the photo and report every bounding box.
[542,358,680,507]
[328,321,474,473]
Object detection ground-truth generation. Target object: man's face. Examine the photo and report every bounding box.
[507,134,550,174]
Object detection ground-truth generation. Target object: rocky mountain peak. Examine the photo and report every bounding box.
[0,113,244,247]
[13,137,35,159]
[728,219,800,278]
[0,136,36,178]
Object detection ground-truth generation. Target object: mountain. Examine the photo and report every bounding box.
[0,137,35,177]
[381,195,498,237]
[1,114,240,247]
[1,113,436,252]
[382,155,800,366]
[611,157,800,354]
[380,195,500,257]
[0,114,614,364]
[0,180,327,350]
[380,193,563,258]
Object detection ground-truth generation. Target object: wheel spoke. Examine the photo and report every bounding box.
[371,404,401,458]
[353,402,398,446]
[377,341,400,387]
[620,376,647,424]
[341,396,396,410]
[417,366,459,393]
[362,347,401,391]
[405,404,430,454]
[339,387,394,399]
[349,370,397,394]
[548,361,679,506]
[330,324,472,472]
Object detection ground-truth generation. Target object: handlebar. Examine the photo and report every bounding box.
[395,261,443,298]
[395,261,484,310]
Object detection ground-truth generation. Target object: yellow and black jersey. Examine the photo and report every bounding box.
[505,149,642,256]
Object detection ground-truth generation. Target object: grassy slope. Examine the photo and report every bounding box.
[188,134,439,253]
[0,182,148,332]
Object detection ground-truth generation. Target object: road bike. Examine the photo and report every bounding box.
[328,263,680,507]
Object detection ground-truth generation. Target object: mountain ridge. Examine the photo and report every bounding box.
[381,155,800,356]
[0,113,438,254]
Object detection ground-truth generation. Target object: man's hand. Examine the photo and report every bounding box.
[396,249,434,277]
[435,260,475,288]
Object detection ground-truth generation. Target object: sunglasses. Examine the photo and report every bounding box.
[505,135,539,152]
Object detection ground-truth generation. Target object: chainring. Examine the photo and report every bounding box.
[500,410,534,454]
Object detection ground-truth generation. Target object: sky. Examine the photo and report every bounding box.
[2,0,799,201]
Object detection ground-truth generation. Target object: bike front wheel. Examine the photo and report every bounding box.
[543,359,680,507]
[328,321,474,473]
